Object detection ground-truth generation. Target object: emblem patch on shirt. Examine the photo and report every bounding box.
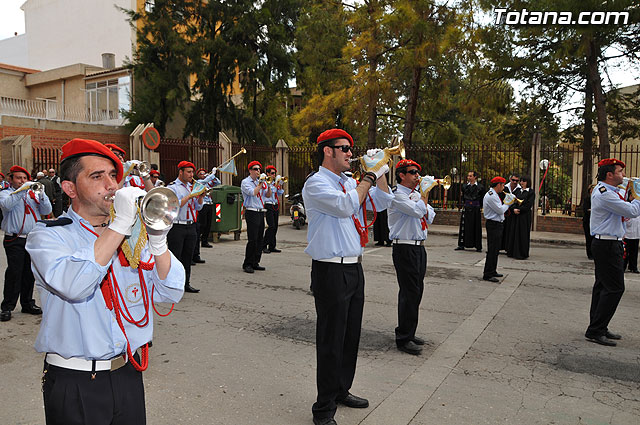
[488,190,494,196]
[125,283,142,303]
[599,186,607,193]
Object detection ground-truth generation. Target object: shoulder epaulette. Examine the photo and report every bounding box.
[392,186,398,193]
[599,186,607,193]
[42,217,73,227]
[167,181,176,186]
[304,171,317,183]
[488,190,494,196]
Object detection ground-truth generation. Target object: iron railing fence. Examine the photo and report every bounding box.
[157,138,222,182]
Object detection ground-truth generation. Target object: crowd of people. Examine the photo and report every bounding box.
[0,131,634,425]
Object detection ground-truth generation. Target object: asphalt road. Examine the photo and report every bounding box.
[1,223,640,425]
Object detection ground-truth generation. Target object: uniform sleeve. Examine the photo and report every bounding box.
[150,251,185,303]
[0,190,23,212]
[26,226,110,301]
[390,192,428,218]
[37,192,53,215]
[241,178,255,198]
[484,193,509,215]
[600,192,640,218]
[367,185,394,212]
[425,204,436,224]
[302,177,359,218]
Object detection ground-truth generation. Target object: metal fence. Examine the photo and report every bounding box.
[157,138,223,181]
[33,147,61,176]
[230,143,277,186]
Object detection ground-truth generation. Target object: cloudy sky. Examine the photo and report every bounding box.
[0,0,25,40]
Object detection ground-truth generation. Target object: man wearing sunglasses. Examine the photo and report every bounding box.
[501,174,522,252]
[303,129,393,425]
[388,159,435,356]
[241,161,271,273]
[262,165,284,254]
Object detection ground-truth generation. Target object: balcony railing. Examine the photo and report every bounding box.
[0,96,126,125]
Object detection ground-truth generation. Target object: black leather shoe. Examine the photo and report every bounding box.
[412,336,426,345]
[243,265,255,273]
[397,341,422,355]
[336,393,369,408]
[193,258,205,264]
[0,311,10,321]
[270,248,282,253]
[202,242,213,248]
[262,248,271,254]
[483,276,500,283]
[313,418,337,425]
[21,305,42,315]
[375,242,385,246]
[253,265,266,271]
[191,261,197,265]
[184,285,200,293]
[632,270,640,274]
[492,273,504,278]
[586,335,616,346]
[605,331,622,340]
[454,246,465,251]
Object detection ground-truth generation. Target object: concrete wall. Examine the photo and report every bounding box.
[0,70,31,99]
[22,0,138,71]
[0,34,29,68]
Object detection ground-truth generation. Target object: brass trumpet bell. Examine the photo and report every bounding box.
[139,187,180,231]
[418,174,452,196]
[11,182,44,196]
[352,137,406,173]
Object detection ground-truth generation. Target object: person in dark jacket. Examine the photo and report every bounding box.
[507,175,535,259]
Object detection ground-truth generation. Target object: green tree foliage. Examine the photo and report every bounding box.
[121,0,195,136]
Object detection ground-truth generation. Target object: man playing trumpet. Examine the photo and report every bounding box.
[0,165,52,322]
[166,161,205,293]
[388,159,435,355]
[482,176,512,282]
[241,161,271,273]
[262,165,285,254]
[26,139,184,424]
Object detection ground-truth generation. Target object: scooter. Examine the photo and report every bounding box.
[287,193,306,229]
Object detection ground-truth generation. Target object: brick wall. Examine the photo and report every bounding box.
[432,209,583,234]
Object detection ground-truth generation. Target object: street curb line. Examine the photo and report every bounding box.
[359,271,527,425]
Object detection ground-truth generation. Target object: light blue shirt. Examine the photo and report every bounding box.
[167,178,204,221]
[590,181,640,238]
[302,166,394,260]
[263,182,284,205]
[388,185,435,241]
[241,176,269,209]
[0,186,53,234]
[483,188,509,222]
[124,175,145,189]
[26,206,185,360]
[197,174,221,205]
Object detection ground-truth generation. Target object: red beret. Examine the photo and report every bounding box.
[150,170,160,176]
[395,159,421,172]
[248,161,262,170]
[104,143,126,155]
[317,129,354,147]
[0,172,4,178]
[491,176,506,184]
[196,168,206,175]
[60,139,124,183]
[177,161,195,170]
[265,165,277,172]
[10,165,31,180]
[598,158,625,168]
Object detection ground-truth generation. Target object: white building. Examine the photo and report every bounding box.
[0,0,140,71]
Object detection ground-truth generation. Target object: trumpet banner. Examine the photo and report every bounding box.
[218,159,237,176]
[110,206,148,269]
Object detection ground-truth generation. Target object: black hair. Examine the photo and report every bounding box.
[469,170,479,178]
[59,156,84,183]
[520,175,531,186]
[316,140,335,166]
[395,166,409,184]
[490,181,501,188]
[510,173,520,179]
[597,164,616,181]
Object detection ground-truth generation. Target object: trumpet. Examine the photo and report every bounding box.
[349,137,405,172]
[266,175,288,185]
[103,187,180,231]
[11,182,45,196]
[189,178,208,198]
[123,160,151,179]
[418,175,452,195]
[503,192,524,206]
[215,147,247,171]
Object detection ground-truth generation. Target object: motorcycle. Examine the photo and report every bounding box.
[286,193,306,229]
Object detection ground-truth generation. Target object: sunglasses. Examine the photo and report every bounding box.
[268,170,276,174]
[511,179,519,182]
[251,167,261,171]
[404,169,420,175]
[330,145,352,153]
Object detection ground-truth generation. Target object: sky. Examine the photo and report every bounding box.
[0,0,25,40]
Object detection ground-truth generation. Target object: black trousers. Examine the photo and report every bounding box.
[393,244,427,345]
[483,220,503,278]
[458,206,482,250]
[1,236,35,312]
[583,221,593,258]
[263,204,279,251]
[586,239,625,338]
[192,220,201,260]
[42,356,145,425]
[199,204,213,244]
[167,223,197,286]
[243,210,265,268]
[623,238,639,271]
[311,260,365,420]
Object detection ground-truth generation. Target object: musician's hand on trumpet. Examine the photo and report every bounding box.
[107,186,147,236]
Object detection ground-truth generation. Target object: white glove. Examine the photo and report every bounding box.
[373,164,389,180]
[210,167,218,175]
[108,187,146,236]
[366,148,382,157]
[409,191,421,202]
[146,225,172,256]
[259,173,267,181]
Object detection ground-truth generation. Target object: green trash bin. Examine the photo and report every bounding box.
[209,185,243,241]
